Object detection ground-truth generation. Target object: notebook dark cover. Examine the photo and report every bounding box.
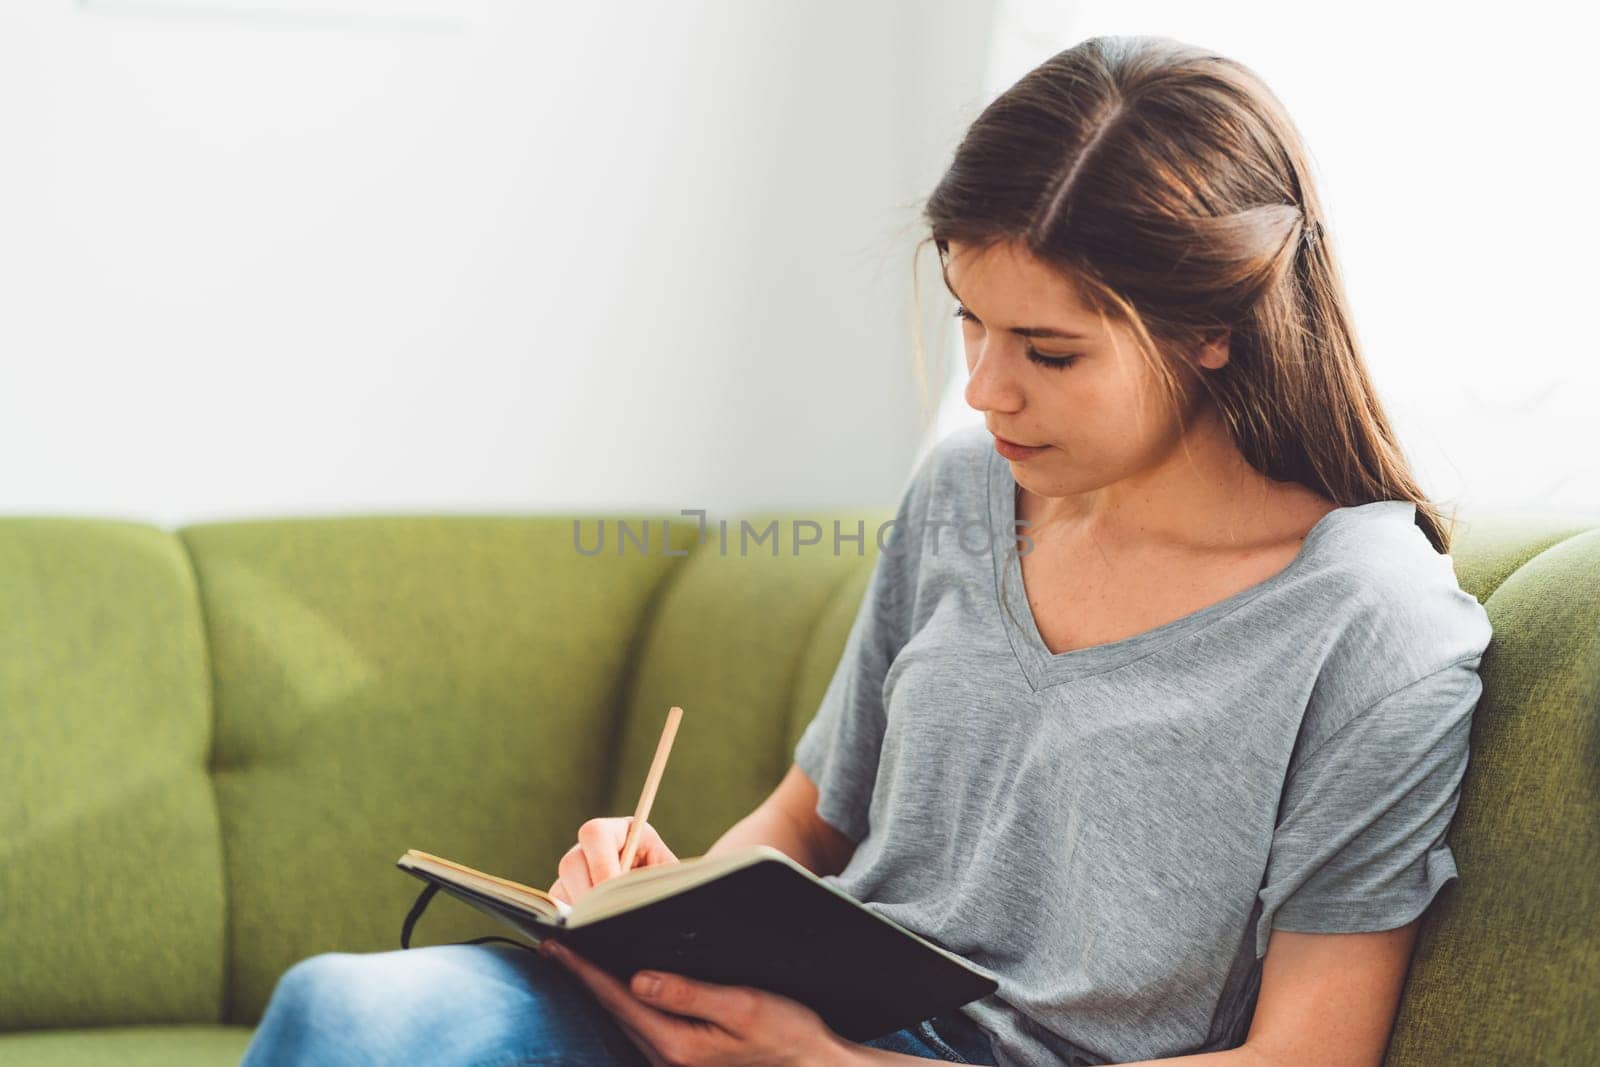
[396,849,1000,1042]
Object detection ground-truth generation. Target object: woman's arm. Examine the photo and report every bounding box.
[705,763,857,878]
[1208,922,1419,1067]
[836,921,1418,1066]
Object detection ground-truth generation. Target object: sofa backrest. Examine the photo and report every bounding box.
[2,508,1596,1063]
[0,520,224,1031]
[177,515,691,1022]
[603,511,892,853]
[1384,515,1600,1066]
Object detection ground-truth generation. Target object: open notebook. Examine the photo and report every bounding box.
[395,844,999,1041]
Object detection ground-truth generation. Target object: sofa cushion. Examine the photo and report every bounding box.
[1386,521,1600,1064]
[0,1024,253,1066]
[0,520,224,1030]
[179,516,687,1023]
[1445,509,1597,602]
[608,511,891,854]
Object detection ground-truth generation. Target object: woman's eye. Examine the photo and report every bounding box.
[1028,350,1080,371]
[955,305,1079,370]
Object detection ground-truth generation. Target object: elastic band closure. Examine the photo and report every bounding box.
[399,881,540,956]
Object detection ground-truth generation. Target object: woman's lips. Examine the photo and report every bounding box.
[993,435,1050,461]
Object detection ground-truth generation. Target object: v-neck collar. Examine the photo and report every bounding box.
[985,444,1409,691]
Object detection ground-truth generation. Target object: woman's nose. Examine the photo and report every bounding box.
[964,349,1023,414]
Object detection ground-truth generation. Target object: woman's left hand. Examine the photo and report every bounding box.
[538,938,850,1066]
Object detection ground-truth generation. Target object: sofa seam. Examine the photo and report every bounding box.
[174,525,234,1026]
[1477,525,1595,601]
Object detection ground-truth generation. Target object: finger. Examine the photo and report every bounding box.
[638,826,679,867]
[627,967,761,1034]
[577,819,624,882]
[546,878,571,906]
[540,942,683,1048]
[557,844,595,898]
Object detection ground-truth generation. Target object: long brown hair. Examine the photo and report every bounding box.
[914,34,1456,555]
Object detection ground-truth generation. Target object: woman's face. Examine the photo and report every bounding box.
[947,238,1226,501]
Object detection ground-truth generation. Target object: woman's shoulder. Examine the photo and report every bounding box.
[1295,497,1494,726]
[866,425,998,577]
[1304,498,1483,619]
[909,423,995,492]
[895,424,996,521]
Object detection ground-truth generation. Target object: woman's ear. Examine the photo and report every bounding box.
[1194,329,1231,371]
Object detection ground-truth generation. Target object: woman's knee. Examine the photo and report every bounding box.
[268,946,533,1022]
[248,944,627,1065]
[262,951,407,1032]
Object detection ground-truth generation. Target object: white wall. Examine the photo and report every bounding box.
[0,0,998,527]
[926,0,1600,520]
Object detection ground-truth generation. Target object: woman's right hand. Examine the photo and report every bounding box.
[547,817,679,907]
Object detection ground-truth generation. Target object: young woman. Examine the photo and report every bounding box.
[239,34,1493,1067]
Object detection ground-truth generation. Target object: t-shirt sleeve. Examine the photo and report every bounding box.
[1252,654,1487,959]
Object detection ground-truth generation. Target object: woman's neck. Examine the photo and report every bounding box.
[1016,409,1321,555]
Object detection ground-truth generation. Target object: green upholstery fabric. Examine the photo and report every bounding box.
[605,511,892,855]
[179,516,690,1022]
[784,554,883,758]
[1386,521,1600,1065]
[0,520,224,1031]
[0,1026,253,1066]
[1,507,1596,1065]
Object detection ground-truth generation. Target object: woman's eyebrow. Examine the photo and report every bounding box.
[942,272,1094,341]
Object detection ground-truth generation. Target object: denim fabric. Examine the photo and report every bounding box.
[858,1007,998,1063]
[238,943,997,1065]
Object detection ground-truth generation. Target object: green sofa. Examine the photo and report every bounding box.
[1,508,1596,1065]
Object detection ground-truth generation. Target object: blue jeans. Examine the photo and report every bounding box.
[238,942,999,1065]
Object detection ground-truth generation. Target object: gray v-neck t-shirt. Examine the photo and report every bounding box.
[793,424,1494,1066]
